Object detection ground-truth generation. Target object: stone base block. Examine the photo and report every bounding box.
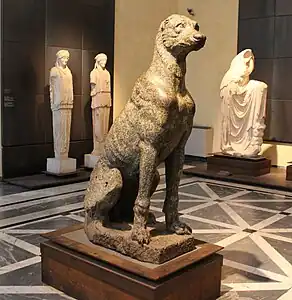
[84,154,99,169]
[46,157,76,175]
[86,222,199,264]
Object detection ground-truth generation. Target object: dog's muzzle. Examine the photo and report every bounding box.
[193,34,206,50]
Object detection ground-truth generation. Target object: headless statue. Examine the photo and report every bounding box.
[220,49,268,158]
[90,53,112,156]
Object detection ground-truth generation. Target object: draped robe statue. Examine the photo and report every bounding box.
[90,53,112,156]
[50,50,74,159]
[47,50,76,174]
[220,49,268,158]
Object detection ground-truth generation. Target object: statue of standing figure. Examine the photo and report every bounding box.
[46,50,76,174]
[219,49,268,158]
[84,53,112,168]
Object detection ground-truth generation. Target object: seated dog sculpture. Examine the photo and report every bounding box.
[84,14,206,245]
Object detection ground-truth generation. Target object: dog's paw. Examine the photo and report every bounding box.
[167,220,192,235]
[131,227,151,245]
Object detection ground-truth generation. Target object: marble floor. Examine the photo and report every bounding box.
[1,166,292,299]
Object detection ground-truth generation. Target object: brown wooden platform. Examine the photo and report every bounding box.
[286,165,292,181]
[207,153,271,176]
[41,224,223,300]
[183,161,292,192]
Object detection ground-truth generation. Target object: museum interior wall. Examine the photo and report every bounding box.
[238,0,292,166]
[114,0,239,154]
[113,0,177,118]
[1,0,115,178]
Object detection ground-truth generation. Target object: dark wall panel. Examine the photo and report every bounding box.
[1,0,115,178]
[238,0,292,143]
[239,0,275,19]
[276,0,292,15]
[275,16,292,57]
[238,18,275,58]
[46,0,82,49]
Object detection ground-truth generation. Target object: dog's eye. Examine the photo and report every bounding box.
[194,23,200,31]
[176,22,185,29]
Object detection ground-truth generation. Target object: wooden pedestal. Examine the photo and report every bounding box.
[286,165,292,181]
[207,153,271,177]
[41,224,223,300]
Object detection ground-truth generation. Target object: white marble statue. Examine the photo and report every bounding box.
[84,53,112,168]
[90,53,112,154]
[219,49,268,158]
[47,50,76,174]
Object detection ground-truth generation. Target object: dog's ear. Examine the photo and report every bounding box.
[160,18,170,32]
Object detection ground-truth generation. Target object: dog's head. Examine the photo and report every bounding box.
[159,14,206,56]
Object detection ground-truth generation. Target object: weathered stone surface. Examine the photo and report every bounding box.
[84,14,206,247]
[87,222,198,264]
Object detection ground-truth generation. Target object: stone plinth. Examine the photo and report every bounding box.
[84,154,99,169]
[46,157,76,175]
[86,222,198,264]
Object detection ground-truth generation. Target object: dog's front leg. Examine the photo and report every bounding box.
[164,130,192,235]
[131,141,157,245]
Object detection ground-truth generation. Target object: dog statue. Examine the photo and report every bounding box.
[84,14,206,245]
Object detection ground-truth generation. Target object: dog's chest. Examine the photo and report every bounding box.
[174,92,195,119]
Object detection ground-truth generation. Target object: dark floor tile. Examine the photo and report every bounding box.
[222,265,275,284]
[180,216,228,230]
[237,191,282,200]
[237,290,288,300]
[0,262,42,286]
[193,233,233,244]
[265,215,292,229]
[189,203,238,226]
[14,216,82,230]
[228,204,276,226]
[0,240,35,268]
[151,201,207,212]
[9,233,47,247]
[206,183,244,198]
[234,200,292,212]
[178,183,211,198]
[0,183,27,196]
[151,191,166,200]
[263,236,292,262]
[221,237,286,276]
[0,194,83,220]
[72,211,85,218]
[149,209,164,220]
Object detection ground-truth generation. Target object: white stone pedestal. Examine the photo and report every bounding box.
[84,154,99,169]
[46,157,76,175]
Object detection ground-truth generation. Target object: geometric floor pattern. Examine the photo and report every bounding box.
[0,166,292,299]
